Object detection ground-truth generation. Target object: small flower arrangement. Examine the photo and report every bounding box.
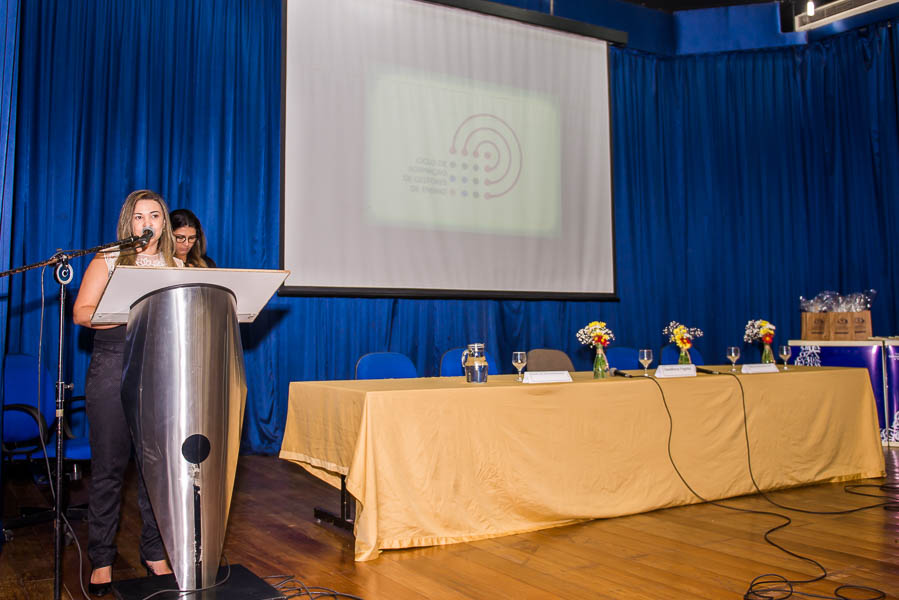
[744,319,776,363]
[662,321,703,350]
[744,319,776,344]
[577,321,615,378]
[577,321,615,348]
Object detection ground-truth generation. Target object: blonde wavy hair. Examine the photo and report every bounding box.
[114,189,178,267]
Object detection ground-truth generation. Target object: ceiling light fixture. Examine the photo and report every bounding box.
[806,1,816,16]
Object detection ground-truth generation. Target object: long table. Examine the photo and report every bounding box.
[279,368,885,561]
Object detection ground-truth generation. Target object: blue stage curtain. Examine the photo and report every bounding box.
[6,0,281,450]
[0,0,20,531]
[5,1,899,453]
[609,21,899,364]
[0,0,18,358]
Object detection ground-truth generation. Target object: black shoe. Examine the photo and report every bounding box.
[88,580,111,597]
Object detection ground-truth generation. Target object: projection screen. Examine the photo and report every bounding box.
[281,0,621,298]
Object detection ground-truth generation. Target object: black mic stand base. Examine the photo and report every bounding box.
[111,564,285,600]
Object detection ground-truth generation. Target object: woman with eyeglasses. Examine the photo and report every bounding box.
[73,190,182,595]
[170,208,216,268]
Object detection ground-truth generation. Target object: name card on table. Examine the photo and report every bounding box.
[522,371,573,384]
[654,365,697,378]
[741,363,780,374]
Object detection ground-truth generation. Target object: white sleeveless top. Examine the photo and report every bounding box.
[103,249,184,275]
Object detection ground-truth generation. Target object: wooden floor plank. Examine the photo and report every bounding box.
[2,448,897,599]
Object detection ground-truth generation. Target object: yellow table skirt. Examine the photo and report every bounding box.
[279,367,885,561]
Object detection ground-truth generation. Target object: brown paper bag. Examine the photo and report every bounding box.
[800,312,829,340]
[829,312,853,340]
[850,310,872,340]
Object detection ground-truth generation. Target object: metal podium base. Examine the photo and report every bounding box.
[112,564,284,600]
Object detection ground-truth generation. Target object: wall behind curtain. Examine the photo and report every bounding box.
[5,1,899,453]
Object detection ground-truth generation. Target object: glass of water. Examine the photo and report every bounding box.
[779,345,792,370]
[512,351,527,382]
[638,349,653,377]
[726,346,741,372]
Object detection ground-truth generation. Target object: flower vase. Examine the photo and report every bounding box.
[678,348,692,364]
[761,343,775,364]
[593,346,610,379]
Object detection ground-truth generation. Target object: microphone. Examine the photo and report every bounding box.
[137,227,154,246]
[695,366,722,375]
[610,367,633,378]
[120,227,155,247]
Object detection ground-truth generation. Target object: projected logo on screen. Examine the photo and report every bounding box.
[449,114,521,200]
[367,69,561,236]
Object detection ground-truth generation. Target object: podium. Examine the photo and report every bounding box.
[92,266,287,596]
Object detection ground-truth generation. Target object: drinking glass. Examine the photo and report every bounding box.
[779,345,792,370]
[512,351,527,382]
[726,346,740,372]
[638,349,653,377]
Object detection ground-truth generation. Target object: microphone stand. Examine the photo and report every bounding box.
[1,237,144,600]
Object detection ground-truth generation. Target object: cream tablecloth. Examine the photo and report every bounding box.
[279,368,885,561]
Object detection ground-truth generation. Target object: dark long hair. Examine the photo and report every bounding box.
[170,208,209,268]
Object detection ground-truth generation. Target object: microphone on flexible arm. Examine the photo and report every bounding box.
[120,227,155,248]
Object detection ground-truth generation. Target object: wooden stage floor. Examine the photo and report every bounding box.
[3,448,898,599]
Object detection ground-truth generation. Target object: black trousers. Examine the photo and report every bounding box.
[85,337,165,568]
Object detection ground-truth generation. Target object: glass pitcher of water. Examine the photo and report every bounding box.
[461,343,489,383]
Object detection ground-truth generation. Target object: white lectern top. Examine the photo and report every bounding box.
[92,266,289,325]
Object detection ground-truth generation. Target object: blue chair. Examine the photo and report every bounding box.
[660,345,705,366]
[355,352,418,380]
[2,354,91,525]
[2,354,58,529]
[2,354,56,462]
[439,347,500,376]
[605,346,641,371]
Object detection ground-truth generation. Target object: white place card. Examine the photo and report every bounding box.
[741,363,780,374]
[522,371,573,384]
[654,364,697,378]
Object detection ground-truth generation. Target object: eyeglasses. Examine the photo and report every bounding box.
[174,235,198,244]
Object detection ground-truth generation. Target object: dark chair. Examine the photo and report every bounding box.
[439,347,500,376]
[355,352,418,380]
[526,348,575,372]
[660,345,705,366]
[605,346,642,371]
[1,354,91,528]
[2,354,58,530]
[2,354,57,462]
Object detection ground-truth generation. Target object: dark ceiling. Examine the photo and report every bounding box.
[618,0,766,10]
[617,0,836,14]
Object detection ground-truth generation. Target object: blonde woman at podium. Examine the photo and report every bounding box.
[73,190,183,596]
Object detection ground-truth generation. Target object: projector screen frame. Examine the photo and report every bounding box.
[278,0,626,300]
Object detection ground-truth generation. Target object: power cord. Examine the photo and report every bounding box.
[263,574,365,600]
[137,554,231,600]
[30,265,94,600]
[721,370,899,516]
[644,373,893,600]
